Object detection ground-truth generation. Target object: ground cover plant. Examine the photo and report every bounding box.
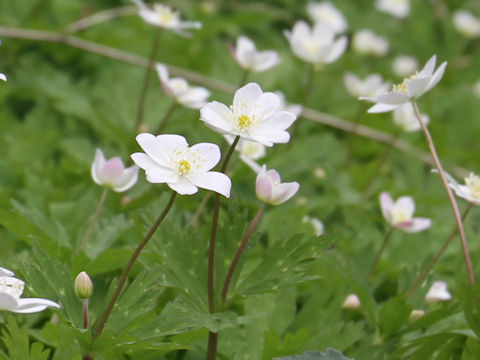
[1,0,480,359]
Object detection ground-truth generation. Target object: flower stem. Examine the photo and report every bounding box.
[206,135,240,360]
[366,227,394,281]
[407,203,473,297]
[82,299,89,329]
[133,28,162,133]
[80,188,108,252]
[155,101,177,134]
[93,190,176,340]
[411,99,475,286]
[238,69,250,87]
[221,204,265,304]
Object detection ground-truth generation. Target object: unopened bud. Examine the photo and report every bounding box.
[408,309,425,322]
[74,271,93,299]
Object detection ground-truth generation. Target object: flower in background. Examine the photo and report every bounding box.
[453,10,480,38]
[342,294,361,310]
[256,166,299,205]
[306,1,348,34]
[131,133,231,197]
[224,135,265,174]
[409,309,425,322]
[393,103,429,132]
[379,192,431,233]
[392,55,418,78]
[91,149,139,192]
[231,36,281,73]
[360,55,447,113]
[376,0,410,18]
[0,267,60,314]
[352,29,389,56]
[425,281,452,303]
[344,73,390,98]
[132,0,201,35]
[156,64,210,109]
[442,171,480,206]
[473,80,480,99]
[303,216,324,236]
[200,83,297,146]
[275,91,303,117]
[284,21,348,64]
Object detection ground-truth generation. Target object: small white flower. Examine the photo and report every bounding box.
[379,192,432,233]
[306,1,348,34]
[352,29,389,57]
[132,0,201,35]
[303,216,324,236]
[342,294,361,310]
[200,83,297,147]
[131,133,231,197]
[453,10,480,38]
[360,55,447,113]
[156,64,210,109]
[442,171,480,206]
[255,166,299,205]
[284,20,348,64]
[344,73,390,98]
[231,36,281,73]
[376,0,410,18]
[425,281,452,303]
[275,91,303,117]
[392,55,418,78]
[91,149,139,192]
[392,103,429,132]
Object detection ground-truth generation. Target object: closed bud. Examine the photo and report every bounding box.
[74,271,93,299]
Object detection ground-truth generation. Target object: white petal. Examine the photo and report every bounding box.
[426,61,447,92]
[91,149,106,186]
[177,87,210,109]
[156,63,169,84]
[271,182,300,205]
[252,51,281,72]
[189,143,221,172]
[367,103,400,113]
[188,172,232,198]
[112,165,139,192]
[135,133,172,167]
[256,110,296,131]
[379,192,393,223]
[0,267,14,277]
[13,298,60,314]
[131,152,160,170]
[167,176,198,195]
[324,36,348,63]
[0,73,6,82]
[0,293,18,311]
[200,101,235,133]
[406,77,431,98]
[145,167,179,184]
[236,36,256,68]
[403,218,432,233]
[421,55,437,77]
[253,92,282,120]
[394,196,415,218]
[377,92,410,104]
[233,83,263,115]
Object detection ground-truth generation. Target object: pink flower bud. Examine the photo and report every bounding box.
[255,166,299,205]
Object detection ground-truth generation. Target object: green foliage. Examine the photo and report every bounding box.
[274,349,354,360]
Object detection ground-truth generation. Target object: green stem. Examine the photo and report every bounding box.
[155,101,177,134]
[93,191,177,340]
[238,69,250,87]
[82,299,89,329]
[366,227,394,281]
[80,188,108,252]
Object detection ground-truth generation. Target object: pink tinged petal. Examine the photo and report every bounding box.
[426,61,447,92]
[379,192,394,223]
[270,182,300,205]
[167,176,198,195]
[156,63,169,84]
[13,298,60,313]
[367,103,401,113]
[403,218,432,233]
[256,175,273,203]
[145,167,179,184]
[0,73,6,82]
[377,92,411,104]
[252,51,281,72]
[188,171,232,198]
[112,165,139,192]
[100,157,125,186]
[91,149,106,186]
[200,101,235,133]
[0,293,17,311]
[324,36,348,63]
[0,267,14,277]
[420,55,437,77]
[394,196,415,219]
[233,83,263,115]
[406,77,431,98]
[236,36,256,68]
[189,143,221,172]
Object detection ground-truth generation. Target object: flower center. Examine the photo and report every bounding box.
[154,4,179,26]
[392,72,419,93]
[465,173,480,198]
[237,114,253,129]
[392,210,411,224]
[178,160,191,174]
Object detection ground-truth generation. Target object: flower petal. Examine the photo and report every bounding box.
[270,181,300,205]
[233,83,263,115]
[367,103,400,113]
[420,55,437,77]
[426,61,447,92]
[0,293,17,311]
[379,192,393,223]
[145,167,179,184]
[155,63,169,84]
[0,267,14,277]
[394,196,415,218]
[188,171,232,198]
[406,76,431,98]
[189,143,221,172]
[12,298,60,313]
[253,92,282,120]
[324,36,348,63]
[112,165,139,192]
[136,133,187,168]
[91,149,106,186]
[167,176,198,195]
[403,218,432,233]
[200,101,235,134]
[376,92,410,104]
[252,50,281,72]
[131,152,160,170]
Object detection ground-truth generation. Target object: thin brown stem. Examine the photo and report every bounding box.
[411,99,475,285]
[407,203,473,297]
[221,204,265,304]
[93,191,177,340]
[367,227,394,281]
[134,28,162,132]
[155,102,177,134]
[80,188,108,252]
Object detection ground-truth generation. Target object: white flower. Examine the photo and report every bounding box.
[255,166,299,205]
[224,135,265,174]
[453,10,480,38]
[156,64,210,109]
[392,55,418,78]
[0,269,60,314]
[392,103,429,132]
[132,0,201,35]
[379,192,432,233]
[231,36,281,73]
[306,2,348,34]
[0,73,5,82]
[376,0,410,18]
[131,133,231,197]
[342,294,361,310]
[442,171,480,206]
[425,281,452,303]
[91,149,139,192]
[344,73,390,98]
[352,29,389,56]
[284,21,348,64]
[303,216,324,236]
[360,55,447,113]
[200,83,297,147]
[275,91,303,117]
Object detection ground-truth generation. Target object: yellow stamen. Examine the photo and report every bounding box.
[238,114,253,129]
[178,160,191,174]
[392,71,419,93]
[465,173,480,198]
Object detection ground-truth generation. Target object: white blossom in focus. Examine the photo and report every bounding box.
[344,73,390,98]
[306,2,348,34]
[425,281,452,303]
[131,133,231,197]
[453,10,480,38]
[442,171,480,206]
[231,36,281,73]
[156,64,210,109]
[256,166,299,205]
[392,103,429,132]
[352,29,389,56]
[376,0,410,18]
[392,55,418,78]
[91,149,139,192]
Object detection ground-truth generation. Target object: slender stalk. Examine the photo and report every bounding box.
[80,188,108,252]
[133,28,162,133]
[238,69,250,87]
[411,99,475,285]
[82,299,89,329]
[206,135,240,360]
[407,203,473,297]
[93,191,177,340]
[366,227,394,281]
[155,102,177,134]
[221,204,265,304]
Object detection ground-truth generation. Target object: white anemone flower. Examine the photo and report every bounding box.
[393,103,429,132]
[231,36,281,73]
[376,0,410,18]
[425,281,452,303]
[453,10,480,38]
[379,192,432,233]
[156,64,210,109]
[132,0,201,35]
[352,29,389,57]
[200,83,297,147]
[392,55,418,78]
[344,73,390,98]
[131,133,231,197]
[360,55,447,113]
[284,21,348,64]
[255,166,299,205]
[91,149,139,192]
[441,171,480,206]
[306,2,348,34]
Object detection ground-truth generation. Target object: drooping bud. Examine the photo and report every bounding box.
[74,271,93,300]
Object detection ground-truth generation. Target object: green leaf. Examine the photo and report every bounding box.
[378,295,412,338]
[273,348,354,360]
